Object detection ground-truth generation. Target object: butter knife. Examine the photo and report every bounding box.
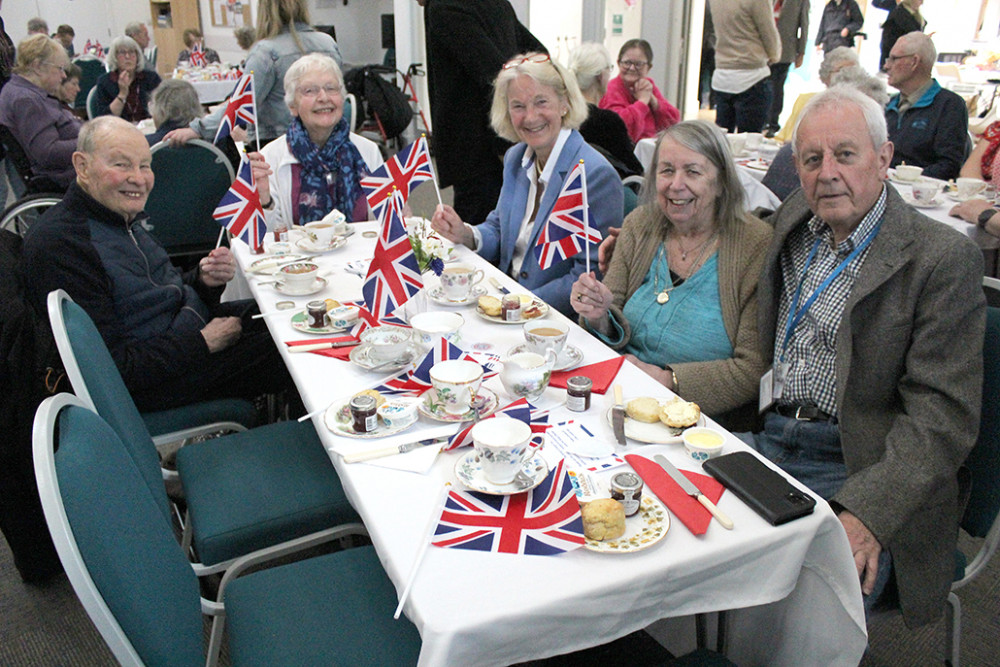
[653,454,733,530]
[342,437,449,463]
[288,340,358,353]
[488,277,510,295]
[611,384,627,446]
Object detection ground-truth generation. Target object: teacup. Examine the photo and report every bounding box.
[319,208,348,235]
[278,261,319,290]
[911,177,942,204]
[523,318,569,357]
[758,140,780,163]
[894,164,923,182]
[471,417,533,484]
[304,221,337,248]
[745,132,764,152]
[957,177,987,200]
[360,326,412,362]
[726,133,747,157]
[410,311,464,346]
[429,359,483,415]
[439,264,484,301]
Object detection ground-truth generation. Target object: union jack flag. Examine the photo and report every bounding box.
[361,196,423,321]
[370,337,498,398]
[84,40,104,58]
[189,42,207,67]
[533,161,601,270]
[213,155,266,251]
[442,398,550,452]
[360,135,434,221]
[213,72,255,145]
[433,459,584,555]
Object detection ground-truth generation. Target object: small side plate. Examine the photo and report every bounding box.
[584,494,670,553]
[454,450,549,495]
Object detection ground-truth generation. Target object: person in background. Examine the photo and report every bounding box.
[431,53,623,317]
[0,0,18,202]
[145,79,203,146]
[572,121,770,428]
[248,53,383,230]
[880,0,925,70]
[773,45,858,144]
[599,39,679,143]
[764,0,809,138]
[419,0,545,227]
[124,22,156,72]
[707,0,781,134]
[234,25,256,54]
[93,36,162,122]
[0,35,81,192]
[177,28,221,65]
[168,0,341,148]
[27,18,48,36]
[884,31,968,181]
[56,62,82,111]
[815,0,863,55]
[54,24,75,58]
[568,42,643,179]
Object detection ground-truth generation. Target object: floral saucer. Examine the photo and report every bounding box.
[289,310,346,335]
[323,398,417,439]
[348,342,422,372]
[584,495,670,553]
[296,235,348,253]
[506,343,583,372]
[274,277,327,296]
[247,254,307,275]
[428,285,487,306]
[417,386,499,422]
[454,450,549,495]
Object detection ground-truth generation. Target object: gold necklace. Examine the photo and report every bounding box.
[653,232,718,305]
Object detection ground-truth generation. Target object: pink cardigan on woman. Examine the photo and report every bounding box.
[599,75,679,143]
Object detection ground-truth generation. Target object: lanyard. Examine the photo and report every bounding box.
[780,218,883,360]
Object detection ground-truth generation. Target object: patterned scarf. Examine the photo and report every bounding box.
[286,116,368,224]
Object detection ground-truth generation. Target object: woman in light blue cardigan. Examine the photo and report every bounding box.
[431,53,623,316]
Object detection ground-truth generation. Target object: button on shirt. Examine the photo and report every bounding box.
[775,185,887,416]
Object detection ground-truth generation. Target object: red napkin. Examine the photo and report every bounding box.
[284,336,359,360]
[549,356,625,395]
[624,454,725,536]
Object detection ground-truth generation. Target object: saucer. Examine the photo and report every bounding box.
[506,343,583,372]
[887,168,921,185]
[901,193,941,209]
[947,191,988,203]
[247,254,307,275]
[743,158,769,171]
[296,235,348,253]
[289,309,346,335]
[323,398,417,439]
[454,450,549,495]
[274,277,327,296]
[428,285,487,306]
[418,386,499,422]
[348,341,422,372]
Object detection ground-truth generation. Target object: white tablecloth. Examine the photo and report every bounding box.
[233,225,867,666]
[888,180,1000,251]
[187,78,236,105]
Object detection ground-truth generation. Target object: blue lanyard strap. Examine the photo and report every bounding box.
[780,218,883,360]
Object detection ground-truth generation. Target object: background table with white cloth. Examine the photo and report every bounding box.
[232,223,867,667]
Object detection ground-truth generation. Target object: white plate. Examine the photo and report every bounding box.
[247,254,308,275]
[743,159,769,171]
[475,296,550,324]
[584,495,670,553]
[887,168,921,185]
[348,342,422,372]
[506,343,583,372]
[323,398,417,439]
[604,403,706,444]
[296,235,348,253]
[417,386,499,422]
[454,450,549,495]
[901,193,942,209]
[274,276,328,296]
[946,191,988,203]
[289,309,346,335]
[427,285,487,306]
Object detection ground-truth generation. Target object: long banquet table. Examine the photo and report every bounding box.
[232,223,867,667]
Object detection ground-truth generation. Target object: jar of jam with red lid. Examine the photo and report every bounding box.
[566,376,592,412]
[349,395,377,433]
[501,294,521,321]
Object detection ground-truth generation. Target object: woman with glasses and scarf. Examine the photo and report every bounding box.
[598,39,679,143]
[0,34,81,191]
[93,36,161,122]
[248,53,383,231]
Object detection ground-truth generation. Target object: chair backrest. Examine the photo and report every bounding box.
[33,393,204,667]
[963,306,1000,538]
[146,139,236,257]
[86,86,99,120]
[622,175,643,218]
[345,92,357,133]
[982,276,1000,308]
[0,126,65,195]
[145,46,158,71]
[72,56,105,110]
[46,290,172,525]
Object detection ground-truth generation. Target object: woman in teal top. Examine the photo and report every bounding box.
[571,120,772,425]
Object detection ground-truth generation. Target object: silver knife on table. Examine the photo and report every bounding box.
[342,437,449,463]
[611,385,627,446]
[488,277,510,295]
[653,454,734,530]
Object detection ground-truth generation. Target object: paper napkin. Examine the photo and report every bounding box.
[284,336,359,360]
[549,356,625,395]
[625,454,725,536]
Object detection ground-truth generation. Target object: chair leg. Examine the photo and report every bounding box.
[717,609,728,654]
[945,591,961,667]
[695,613,708,649]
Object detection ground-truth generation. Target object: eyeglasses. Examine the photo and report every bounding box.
[885,53,916,64]
[42,61,69,74]
[618,59,649,70]
[298,84,342,98]
[503,53,550,69]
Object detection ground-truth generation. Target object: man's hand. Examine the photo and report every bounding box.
[598,227,620,274]
[201,316,241,353]
[950,197,994,228]
[840,27,850,38]
[795,53,804,68]
[839,510,882,595]
[199,247,236,287]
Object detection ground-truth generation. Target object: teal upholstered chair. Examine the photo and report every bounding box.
[47,290,362,576]
[72,56,104,111]
[623,175,643,218]
[34,394,421,667]
[145,139,235,259]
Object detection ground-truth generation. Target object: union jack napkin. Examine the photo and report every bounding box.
[369,337,499,398]
[441,397,550,452]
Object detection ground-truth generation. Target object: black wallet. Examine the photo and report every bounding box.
[702,452,816,525]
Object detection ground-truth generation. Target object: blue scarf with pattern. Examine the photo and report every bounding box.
[286,116,368,223]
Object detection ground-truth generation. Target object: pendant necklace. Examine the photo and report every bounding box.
[653,231,718,305]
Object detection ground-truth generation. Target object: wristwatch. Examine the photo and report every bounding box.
[978,208,999,229]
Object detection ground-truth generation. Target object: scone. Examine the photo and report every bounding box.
[581,498,626,541]
[659,398,701,428]
[324,298,341,311]
[478,295,502,317]
[353,389,386,408]
[626,397,661,423]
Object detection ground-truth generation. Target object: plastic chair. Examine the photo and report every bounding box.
[623,174,644,218]
[145,46,158,71]
[85,86,99,120]
[0,124,66,195]
[33,393,421,667]
[145,139,235,258]
[983,276,1000,308]
[47,290,362,576]
[72,55,105,110]
[345,92,357,132]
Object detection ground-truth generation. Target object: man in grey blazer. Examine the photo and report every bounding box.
[750,86,985,628]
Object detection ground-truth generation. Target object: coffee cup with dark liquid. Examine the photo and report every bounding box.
[523,318,568,356]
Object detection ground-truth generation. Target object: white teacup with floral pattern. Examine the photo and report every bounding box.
[439,264,484,301]
[471,417,533,484]
[429,359,483,415]
[410,311,464,347]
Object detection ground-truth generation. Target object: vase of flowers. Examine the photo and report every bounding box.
[406,216,453,276]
